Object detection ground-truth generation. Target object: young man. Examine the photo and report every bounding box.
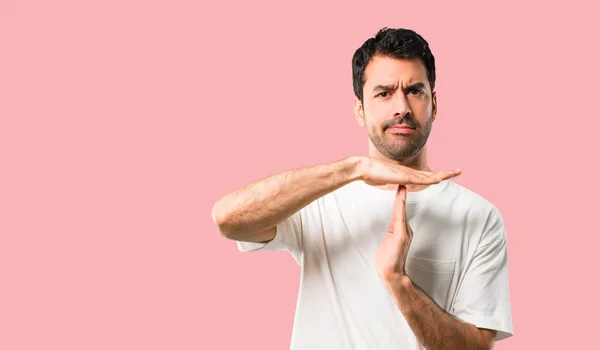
[212,27,513,349]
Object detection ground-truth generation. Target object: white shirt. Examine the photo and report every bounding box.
[237,179,514,349]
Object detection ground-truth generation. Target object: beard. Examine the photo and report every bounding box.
[367,114,433,161]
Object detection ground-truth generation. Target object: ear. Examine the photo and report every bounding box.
[431,91,437,122]
[353,96,365,127]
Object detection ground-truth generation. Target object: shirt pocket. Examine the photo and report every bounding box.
[405,256,456,310]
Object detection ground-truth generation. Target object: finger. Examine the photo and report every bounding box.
[404,207,413,239]
[430,169,461,178]
[441,169,462,178]
[387,187,399,233]
[420,169,462,183]
[402,172,452,185]
[397,170,462,188]
[405,175,443,185]
[387,212,395,234]
[387,185,405,233]
[392,185,407,234]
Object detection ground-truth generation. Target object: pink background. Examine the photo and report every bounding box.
[1,0,598,349]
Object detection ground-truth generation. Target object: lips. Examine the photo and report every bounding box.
[388,125,415,131]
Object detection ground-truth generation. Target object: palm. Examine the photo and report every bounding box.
[361,157,460,187]
[375,233,404,280]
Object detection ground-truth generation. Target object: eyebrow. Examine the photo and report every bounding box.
[372,84,398,93]
[404,82,427,92]
[372,82,427,93]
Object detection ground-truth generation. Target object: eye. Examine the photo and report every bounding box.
[409,89,424,95]
[376,91,389,98]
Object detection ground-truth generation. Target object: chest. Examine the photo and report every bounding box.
[303,196,464,263]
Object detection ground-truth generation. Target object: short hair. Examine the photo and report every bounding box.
[352,27,436,101]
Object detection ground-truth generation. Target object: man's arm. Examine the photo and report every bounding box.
[386,275,496,350]
[376,185,497,350]
[212,156,363,243]
[212,156,459,244]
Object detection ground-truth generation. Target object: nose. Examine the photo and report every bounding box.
[394,93,412,117]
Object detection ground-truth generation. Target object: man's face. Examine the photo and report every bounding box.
[354,55,437,162]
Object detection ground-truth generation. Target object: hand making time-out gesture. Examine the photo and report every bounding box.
[375,184,413,283]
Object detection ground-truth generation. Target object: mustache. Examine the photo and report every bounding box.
[383,116,420,130]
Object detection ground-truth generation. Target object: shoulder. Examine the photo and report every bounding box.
[446,181,503,217]
[444,181,506,239]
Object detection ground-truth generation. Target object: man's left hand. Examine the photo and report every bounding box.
[375,185,413,283]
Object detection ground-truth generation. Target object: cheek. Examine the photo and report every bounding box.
[413,98,431,113]
[366,118,385,135]
[365,105,388,125]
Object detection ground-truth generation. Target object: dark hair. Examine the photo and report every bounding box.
[352,27,436,102]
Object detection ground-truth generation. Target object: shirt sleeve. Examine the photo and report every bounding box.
[451,207,514,341]
[235,209,304,265]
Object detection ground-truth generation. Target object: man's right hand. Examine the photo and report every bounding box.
[356,156,462,187]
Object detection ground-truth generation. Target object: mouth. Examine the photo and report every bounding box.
[387,125,415,133]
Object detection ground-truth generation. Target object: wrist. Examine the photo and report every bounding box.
[344,156,367,182]
[386,273,412,293]
[383,274,413,313]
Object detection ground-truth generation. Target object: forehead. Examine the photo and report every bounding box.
[363,55,429,90]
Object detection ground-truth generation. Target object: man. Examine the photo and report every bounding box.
[212,27,513,349]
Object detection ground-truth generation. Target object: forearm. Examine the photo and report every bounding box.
[212,156,363,240]
[387,276,493,350]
